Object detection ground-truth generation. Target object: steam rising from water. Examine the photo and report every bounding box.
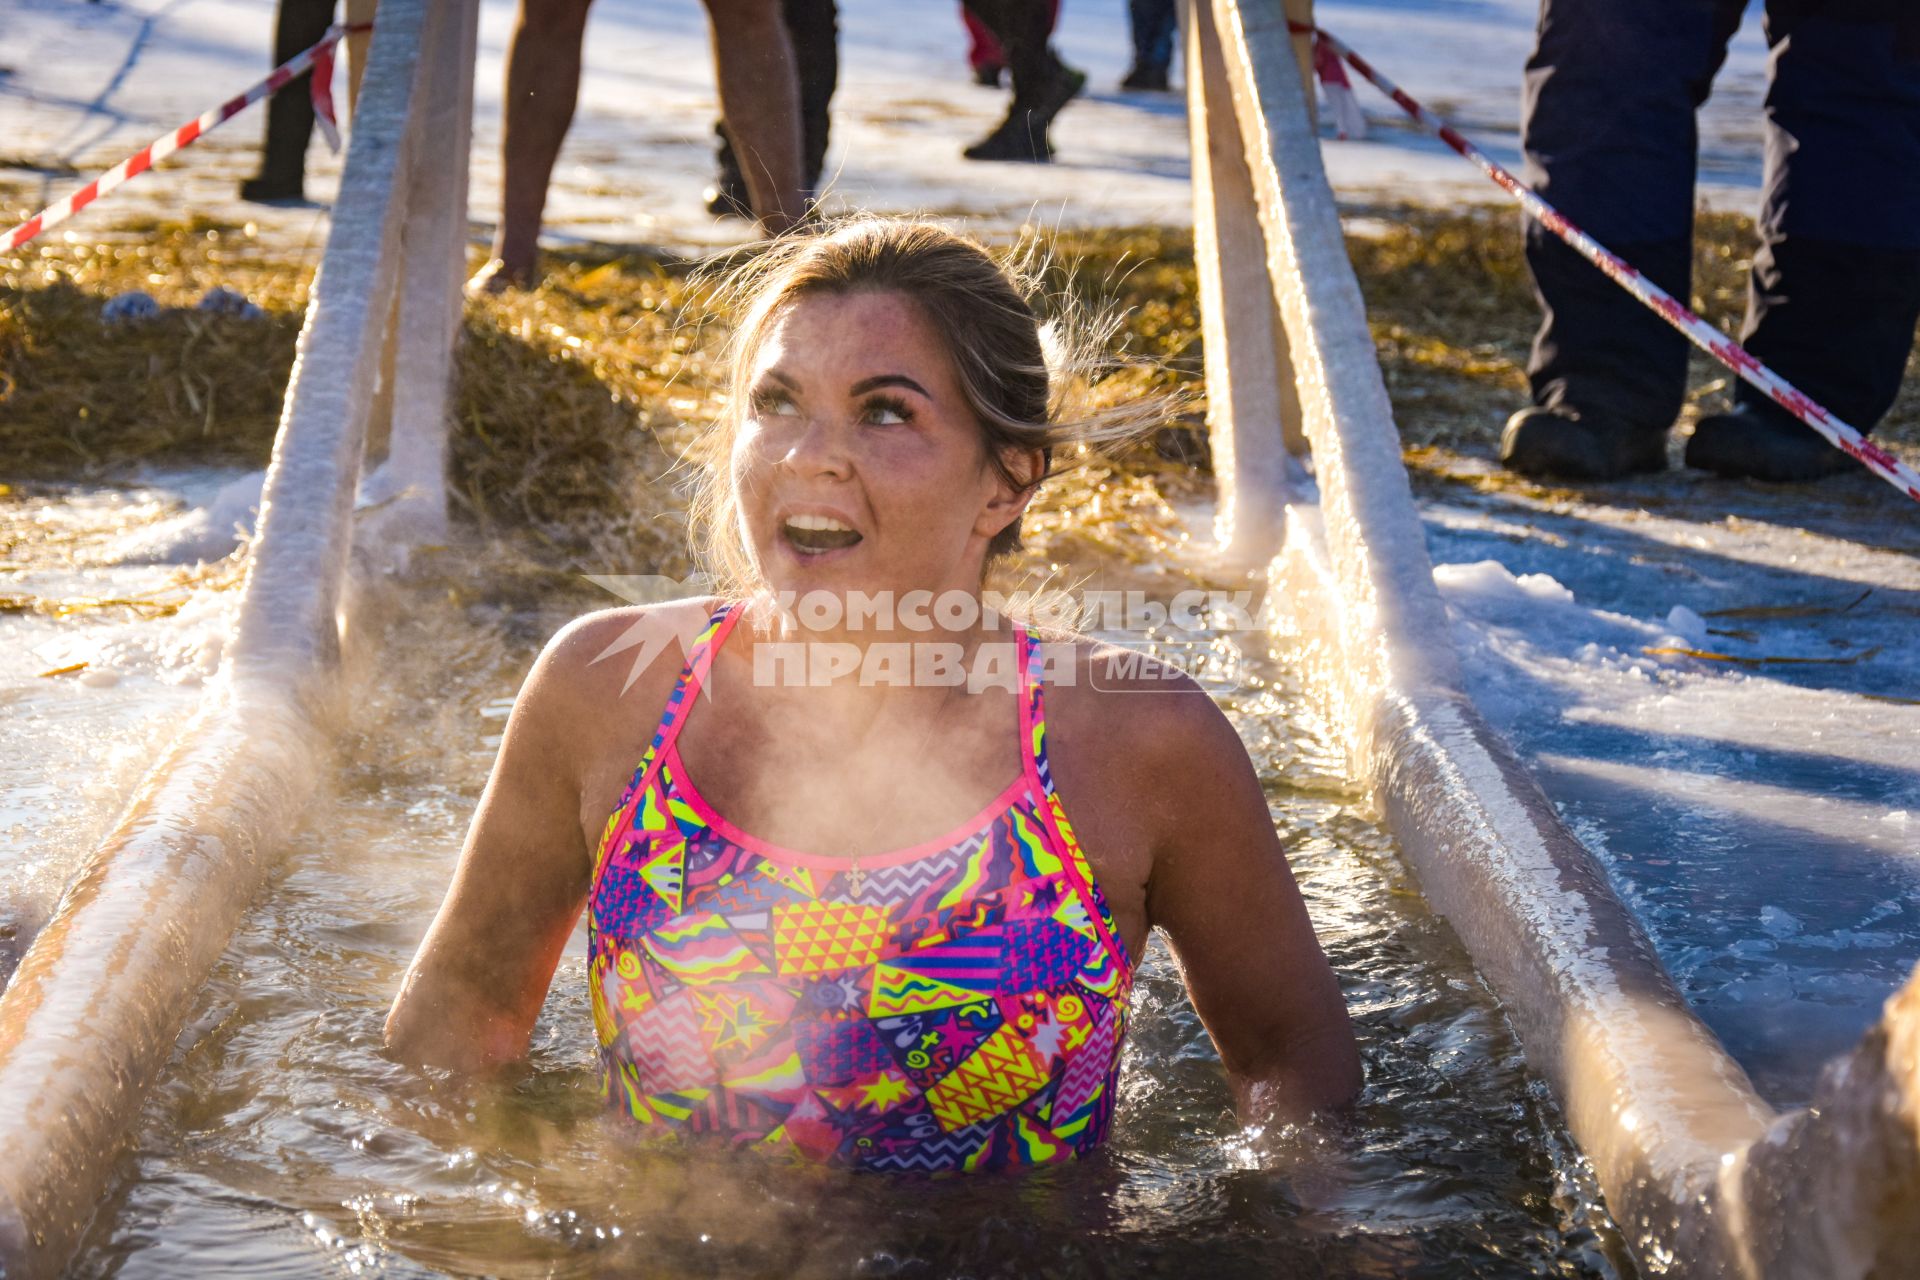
[65,578,1627,1277]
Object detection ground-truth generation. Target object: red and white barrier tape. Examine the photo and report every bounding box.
[1291,20,1920,504]
[1,23,370,255]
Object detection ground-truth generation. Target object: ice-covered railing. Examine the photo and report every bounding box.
[0,0,475,1270]
[1188,1,1920,1275]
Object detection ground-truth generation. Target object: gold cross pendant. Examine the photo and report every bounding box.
[846,859,866,898]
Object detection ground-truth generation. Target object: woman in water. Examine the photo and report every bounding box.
[386,220,1360,1171]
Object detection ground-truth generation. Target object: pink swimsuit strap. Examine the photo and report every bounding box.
[585,598,1133,1173]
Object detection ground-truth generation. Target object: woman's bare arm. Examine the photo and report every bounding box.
[384,610,670,1072]
[1129,673,1362,1123]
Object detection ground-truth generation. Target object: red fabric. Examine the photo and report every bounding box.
[964,10,1001,70]
[961,0,1061,74]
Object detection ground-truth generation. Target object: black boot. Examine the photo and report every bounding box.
[1684,403,1857,481]
[964,61,1084,162]
[1500,403,1668,480]
[1523,230,1696,439]
[1688,236,1920,479]
[239,70,314,202]
[1119,63,1170,91]
[963,112,1054,162]
[239,172,307,204]
[1502,226,1692,480]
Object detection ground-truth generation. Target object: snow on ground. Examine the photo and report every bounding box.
[5,0,1911,1108]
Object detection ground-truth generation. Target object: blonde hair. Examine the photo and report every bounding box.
[687,217,1171,597]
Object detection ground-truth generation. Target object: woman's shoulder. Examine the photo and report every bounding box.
[1026,627,1242,768]
[1026,629,1254,868]
[527,594,732,714]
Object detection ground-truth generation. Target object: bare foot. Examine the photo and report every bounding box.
[466,257,535,297]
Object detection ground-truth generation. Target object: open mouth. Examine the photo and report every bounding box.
[781,514,864,556]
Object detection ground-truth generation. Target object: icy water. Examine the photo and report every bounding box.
[0,473,249,981]
[46,569,1624,1278]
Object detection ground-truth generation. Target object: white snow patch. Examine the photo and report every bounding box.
[1665,605,1709,644]
[1434,559,1576,605]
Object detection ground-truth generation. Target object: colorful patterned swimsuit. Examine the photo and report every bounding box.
[587,599,1135,1173]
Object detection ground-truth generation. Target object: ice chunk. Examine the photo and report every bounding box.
[117,469,265,565]
[1664,605,1708,644]
[1759,906,1802,938]
[1432,560,1575,604]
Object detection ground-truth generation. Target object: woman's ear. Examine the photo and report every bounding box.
[977,445,1046,540]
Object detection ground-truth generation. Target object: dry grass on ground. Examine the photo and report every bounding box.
[0,216,310,474]
[1,221,1213,605]
[7,209,1912,600]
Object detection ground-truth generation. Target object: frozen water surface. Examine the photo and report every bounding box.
[1422,464,1920,1106]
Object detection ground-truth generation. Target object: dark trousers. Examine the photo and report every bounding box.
[250,0,337,188]
[964,0,1060,74]
[1129,0,1177,74]
[960,0,1067,110]
[1523,0,1920,433]
[716,0,838,192]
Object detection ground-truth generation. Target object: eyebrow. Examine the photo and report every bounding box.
[850,374,932,399]
[754,370,934,400]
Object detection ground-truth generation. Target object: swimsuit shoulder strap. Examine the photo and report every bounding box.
[1014,621,1131,975]
[1015,620,1058,798]
[592,599,740,881]
[646,597,741,769]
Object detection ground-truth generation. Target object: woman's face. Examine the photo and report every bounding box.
[731,288,1033,612]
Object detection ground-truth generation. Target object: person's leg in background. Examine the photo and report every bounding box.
[1503,0,1747,479]
[1122,0,1177,91]
[702,0,806,232]
[708,0,838,220]
[960,0,1080,162]
[791,0,839,190]
[470,0,594,292]
[477,0,803,288]
[1688,0,1920,480]
[239,0,336,202]
[965,6,1007,86]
